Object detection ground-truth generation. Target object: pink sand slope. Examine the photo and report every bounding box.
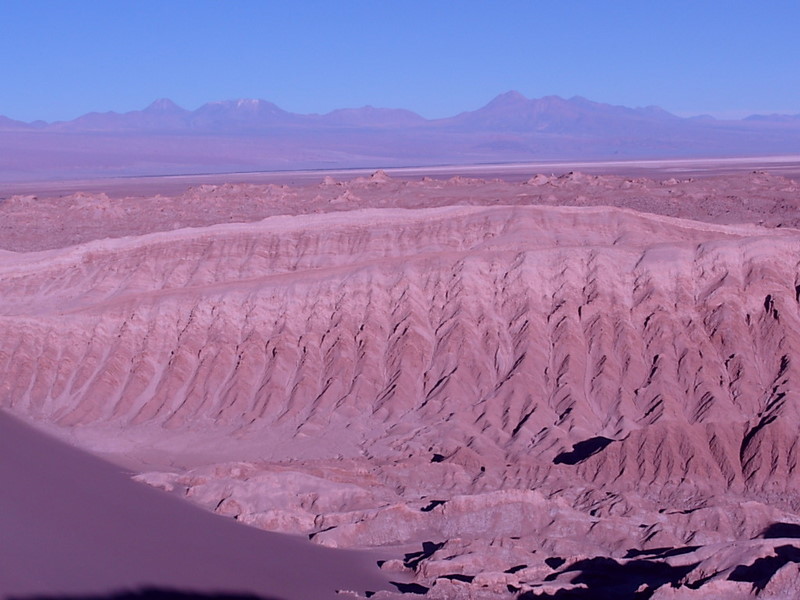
[0,411,388,600]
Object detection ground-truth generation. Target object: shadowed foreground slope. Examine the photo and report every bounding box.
[0,412,387,600]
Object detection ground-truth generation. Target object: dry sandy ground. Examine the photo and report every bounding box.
[3,161,800,599]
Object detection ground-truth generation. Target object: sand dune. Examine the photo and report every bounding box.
[3,171,800,598]
[0,412,387,600]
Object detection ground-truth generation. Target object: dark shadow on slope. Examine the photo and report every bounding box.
[739,414,777,464]
[762,522,800,539]
[438,574,475,583]
[388,582,430,595]
[624,546,700,559]
[522,556,698,599]
[420,500,447,512]
[505,564,528,574]
[402,541,445,571]
[728,544,800,591]
[553,437,613,465]
[544,557,566,569]
[9,588,281,600]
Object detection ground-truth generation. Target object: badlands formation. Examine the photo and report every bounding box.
[3,167,800,599]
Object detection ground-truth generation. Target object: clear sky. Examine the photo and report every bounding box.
[1,0,798,122]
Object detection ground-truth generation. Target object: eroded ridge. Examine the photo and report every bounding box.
[4,174,800,598]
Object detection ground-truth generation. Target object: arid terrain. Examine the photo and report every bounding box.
[4,160,800,599]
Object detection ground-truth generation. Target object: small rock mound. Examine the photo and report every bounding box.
[369,169,393,183]
[526,174,551,186]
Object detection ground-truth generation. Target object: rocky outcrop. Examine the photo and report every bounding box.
[3,173,800,598]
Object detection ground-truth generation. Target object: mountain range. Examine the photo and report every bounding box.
[1,92,799,180]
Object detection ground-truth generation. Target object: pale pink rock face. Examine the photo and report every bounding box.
[2,163,800,599]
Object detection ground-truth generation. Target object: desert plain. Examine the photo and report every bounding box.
[4,158,800,599]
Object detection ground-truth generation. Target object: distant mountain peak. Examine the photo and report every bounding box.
[479,93,584,115]
[0,115,33,130]
[322,105,426,127]
[235,98,263,108]
[744,112,800,122]
[145,98,185,113]
[199,98,286,115]
[497,90,528,101]
[484,91,531,108]
[227,98,270,110]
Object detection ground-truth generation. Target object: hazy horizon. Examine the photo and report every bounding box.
[1,1,798,122]
[4,90,799,126]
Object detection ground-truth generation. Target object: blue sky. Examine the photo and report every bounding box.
[1,0,798,122]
